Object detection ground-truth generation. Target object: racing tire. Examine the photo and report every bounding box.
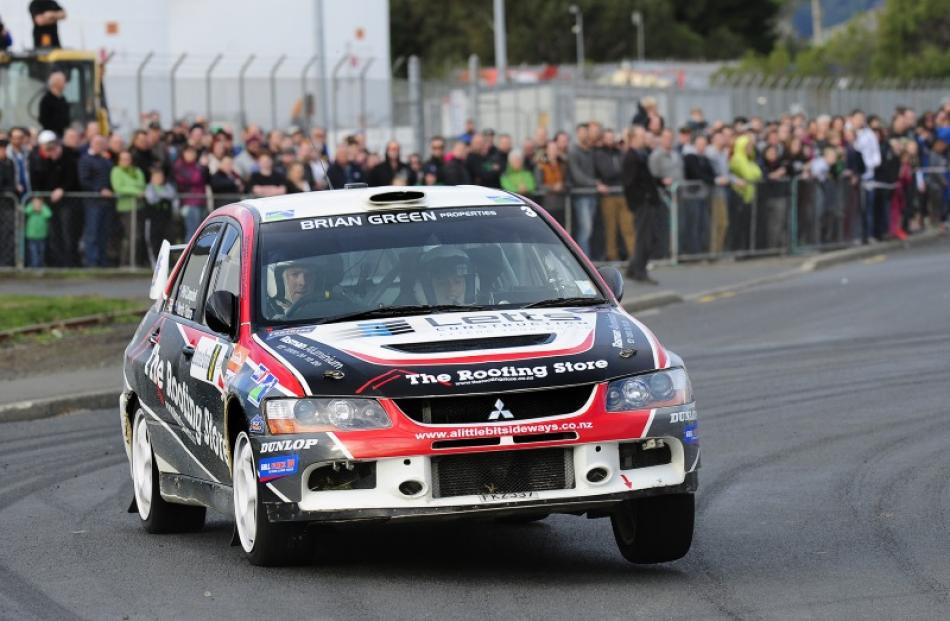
[232,432,313,566]
[131,410,206,534]
[610,493,694,564]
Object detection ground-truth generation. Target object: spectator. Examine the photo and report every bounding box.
[567,122,599,256]
[622,125,662,284]
[209,155,244,207]
[539,139,567,225]
[110,150,146,266]
[500,150,536,195]
[129,130,154,178]
[479,130,504,188]
[0,139,15,194]
[29,0,66,48]
[309,126,329,158]
[326,143,350,189]
[146,121,170,175]
[407,153,423,185]
[78,135,113,267]
[632,96,659,128]
[285,162,311,193]
[29,129,76,266]
[704,131,732,254]
[38,71,69,137]
[205,135,230,175]
[172,145,207,240]
[851,110,882,242]
[0,16,12,50]
[687,107,708,133]
[521,138,539,176]
[594,128,633,261]
[648,129,683,257]
[759,143,790,250]
[234,136,263,179]
[143,167,177,264]
[426,136,445,181]
[441,140,471,186]
[8,127,30,196]
[682,133,716,255]
[729,133,763,251]
[23,197,52,267]
[248,153,286,197]
[368,140,411,186]
[459,118,476,145]
[465,133,488,185]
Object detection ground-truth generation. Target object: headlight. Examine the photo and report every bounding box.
[264,398,391,434]
[606,368,693,412]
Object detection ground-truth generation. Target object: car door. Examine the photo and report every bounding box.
[151,222,224,481]
[170,222,243,483]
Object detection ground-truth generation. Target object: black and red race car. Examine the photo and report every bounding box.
[120,185,699,566]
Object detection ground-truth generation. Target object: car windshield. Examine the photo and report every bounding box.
[256,205,605,325]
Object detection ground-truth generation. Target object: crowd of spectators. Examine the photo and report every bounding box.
[3,97,949,277]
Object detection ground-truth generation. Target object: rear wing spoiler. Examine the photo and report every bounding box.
[149,241,188,300]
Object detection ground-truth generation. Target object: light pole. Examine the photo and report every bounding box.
[568,4,584,81]
[493,0,508,85]
[631,11,645,63]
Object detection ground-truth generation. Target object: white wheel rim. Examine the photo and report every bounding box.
[233,435,258,553]
[132,415,153,520]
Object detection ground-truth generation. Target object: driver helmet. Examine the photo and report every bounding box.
[268,254,344,310]
[415,246,475,305]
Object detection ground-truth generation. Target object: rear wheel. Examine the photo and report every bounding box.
[610,493,694,564]
[232,432,312,566]
[131,410,206,533]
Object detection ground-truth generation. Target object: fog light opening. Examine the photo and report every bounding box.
[398,480,426,497]
[585,466,611,485]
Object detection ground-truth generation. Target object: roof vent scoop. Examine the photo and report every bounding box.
[368,190,426,206]
[344,182,368,189]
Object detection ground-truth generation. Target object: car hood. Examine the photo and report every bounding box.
[256,306,666,399]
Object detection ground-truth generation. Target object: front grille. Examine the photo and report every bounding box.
[386,333,553,354]
[396,384,594,425]
[431,448,574,498]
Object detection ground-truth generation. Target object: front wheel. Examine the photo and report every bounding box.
[131,410,206,533]
[232,432,313,566]
[610,493,694,564]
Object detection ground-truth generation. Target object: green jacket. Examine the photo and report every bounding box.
[500,168,537,194]
[110,166,146,213]
[729,135,763,204]
[23,202,52,240]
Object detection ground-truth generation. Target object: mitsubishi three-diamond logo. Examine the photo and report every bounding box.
[488,399,514,420]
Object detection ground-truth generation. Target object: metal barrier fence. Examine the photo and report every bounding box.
[4,171,947,271]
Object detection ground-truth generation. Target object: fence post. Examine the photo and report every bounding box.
[789,177,799,254]
[408,55,424,158]
[237,55,255,128]
[300,54,320,133]
[135,52,154,125]
[669,183,679,266]
[358,58,376,134]
[169,53,187,124]
[205,54,223,121]
[269,55,287,131]
[468,54,480,128]
[15,193,25,269]
[330,54,349,144]
[749,186,758,252]
[130,199,137,269]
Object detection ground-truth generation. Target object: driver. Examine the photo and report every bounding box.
[269,259,315,315]
[416,246,475,305]
[268,254,346,318]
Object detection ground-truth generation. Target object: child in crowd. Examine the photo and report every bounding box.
[143,167,178,267]
[24,196,52,268]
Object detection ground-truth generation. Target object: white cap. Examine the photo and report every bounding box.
[38,130,58,145]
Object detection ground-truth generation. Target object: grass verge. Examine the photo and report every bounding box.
[0,295,146,331]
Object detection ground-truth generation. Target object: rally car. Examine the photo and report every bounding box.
[120,185,699,566]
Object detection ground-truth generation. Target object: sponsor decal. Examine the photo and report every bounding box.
[227,344,249,376]
[669,407,697,424]
[144,344,228,463]
[248,373,278,406]
[251,363,270,383]
[174,285,199,319]
[264,209,295,221]
[620,474,634,489]
[520,205,538,217]
[479,491,537,502]
[336,320,414,340]
[436,209,498,218]
[260,439,318,453]
[684,422,699,445]
[297,210,505,231]
[424,311,583,332]
[258,454,299,482]
[404,360,608,388]
[415,420,593,440]
[248,414,265,434]
[273,336,344,370]
[485,194,521,205]
[189,337,225,385]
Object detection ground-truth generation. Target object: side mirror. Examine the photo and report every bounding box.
[205,290,238,337]
[597,266,624,302]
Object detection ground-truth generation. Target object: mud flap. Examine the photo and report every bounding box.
[127,496,138,513]
[230,524,240,547]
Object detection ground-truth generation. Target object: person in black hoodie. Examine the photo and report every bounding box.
[30,130,79,265]
[0,140,15,266]
[368,141,412,186]
[873,128,901,240]
[622,125,662,284]
[209,155,244,208]
[441,140,471,186]
[682,133,717,255]
[39,71,70,137]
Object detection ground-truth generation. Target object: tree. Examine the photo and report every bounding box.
[389,0,784,77]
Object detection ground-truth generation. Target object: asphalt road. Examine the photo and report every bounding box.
[1,240,948,620]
